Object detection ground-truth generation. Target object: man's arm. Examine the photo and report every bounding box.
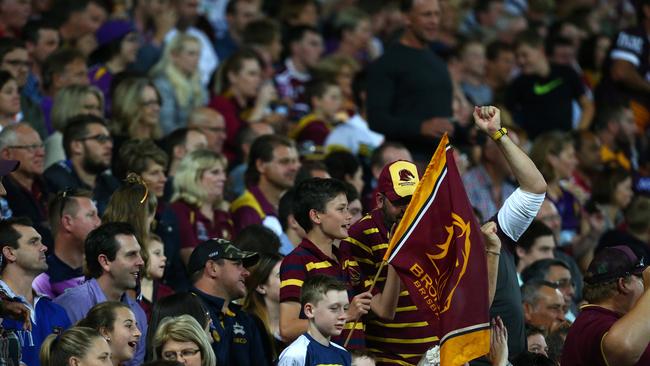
[473,106,547,194]
[602,267,650,365]
[482,222,501,307]
[611,59,650,93]
[369,264,400,320]
[279,301,308,342]
[577,95,595,130]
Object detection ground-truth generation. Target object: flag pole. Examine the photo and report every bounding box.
[343,259,387,347]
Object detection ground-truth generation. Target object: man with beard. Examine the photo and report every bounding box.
[0,217,71,366]
[231,134,300,235]
[44,114,119,214]
[54,222,147,366]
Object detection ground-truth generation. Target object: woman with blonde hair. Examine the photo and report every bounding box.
[243,252,284,363]
[40,326,112,366]
[170,149,233,265]
[151,33,206,135]
[45,84,105,168]
[152,315,216,366]
[112,76,163,141]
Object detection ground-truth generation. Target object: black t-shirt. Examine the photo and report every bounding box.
[596,26,650,108]
[506,64,586,139]
[367,42,453,160]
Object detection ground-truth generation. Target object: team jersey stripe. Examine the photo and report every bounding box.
[366,335,440,344]
[371,243,389,251]
[369,320,429,328]
[306,261,332,271]
[280,279,303,288]
[363,228,380,235]
[396,306,418,312]
[345,237,372,254]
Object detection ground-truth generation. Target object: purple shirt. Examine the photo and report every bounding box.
[32,254,84,298]
[53,278,148,366]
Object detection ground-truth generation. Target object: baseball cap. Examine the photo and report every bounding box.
[0,160,19,177]
[187,238,259,275]
[584,245,647,285]
[377,160,420,203]
[95,20,135,48]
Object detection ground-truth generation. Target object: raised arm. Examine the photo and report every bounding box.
[369,264,401,320]
[473,106,547,194]
[482,222,501,307]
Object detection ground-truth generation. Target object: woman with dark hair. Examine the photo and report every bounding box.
[209,48,277,162]
[324,150,364,195]
[88,20,140,113]
[243,252,284,363]
[78,302,142,366]
[0,70,20,129]
[591,168,634,231]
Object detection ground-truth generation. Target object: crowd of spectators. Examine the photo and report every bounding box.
[0,0,647,365]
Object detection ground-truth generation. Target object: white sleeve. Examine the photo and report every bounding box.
[278,337,308,366]
[497,188,546,242]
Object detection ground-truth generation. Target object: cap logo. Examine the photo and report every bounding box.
[389,161,419,198]
[208,250,219,259]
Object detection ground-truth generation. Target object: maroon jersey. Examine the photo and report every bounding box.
[341,209,436,366]
[289,113,332,147]
[275,59,311,121]
[280,238,370,349]
[230,185,279,235]
[169,200,234,249]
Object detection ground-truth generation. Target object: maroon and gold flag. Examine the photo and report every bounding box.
[383,134,490,366]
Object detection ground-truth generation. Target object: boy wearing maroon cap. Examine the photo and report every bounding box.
[562,245,650,366]
[279,178,401,350]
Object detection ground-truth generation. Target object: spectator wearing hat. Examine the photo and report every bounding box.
[88,19,139,115]
[187,238,270,366]
[53,222,147,366]
[562,246,650,365]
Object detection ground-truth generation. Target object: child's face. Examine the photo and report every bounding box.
[146,240,166,280]
[317,193,352,240]
[316,85,343,120]
[307,289,349,338]
[352,356,376,366]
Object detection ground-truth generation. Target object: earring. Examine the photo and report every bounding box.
[105,337,111,342]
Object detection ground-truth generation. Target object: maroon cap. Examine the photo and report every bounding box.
[0,160,18,177]
[377,160,420,203]
[584,245,647,285]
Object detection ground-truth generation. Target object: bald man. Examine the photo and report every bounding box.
[188,107,227,154]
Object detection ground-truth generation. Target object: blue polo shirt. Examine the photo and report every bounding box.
[191,287,270,366]
[279,333,351,366]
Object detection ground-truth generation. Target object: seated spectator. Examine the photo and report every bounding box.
[243,252,284,363]
[506,31,593,138]
[515,220,555,282]
[44,114,119,214]
[39,326,111,366]
[526,325,548,357]
[0,217,71,366]
[343,181,363,225]
[0,71,20,129]
[170,149,233,265]
[130,0,176,73]
[590,168,634,232]
[103,173,158,262]
[33,189,100,298]
[0,38,46,138]
[530,131,582,241]
[234,224,281,254]
[290,78,343,155]
[151,315,216,366]
[278,275,352,365]
[521,258,577,322]
[570,129,602,196]
[146,292,212,359]
[324,150,364,196]
[40,48,90,132]
[459,39,492,105]
[521,279,566,334]
[594,103,638,171]
[54,222,147,366]
[0,123,52,246]
[187,238,270,366]
[214,0,261,60]
[277,189,306,254]
[209,48,276,162]
[187,107,228,154]
[597,196,650,260]
[242,18,283,70]
[139,235,174,319]
[110,77,163,149]
[88,20,139,113]
[45,85,104,168]
[485,40,516,105]
[562,246,650,365]
[231,134,300,236]
[274,25,324,121]
[364,141,412,210]
[331,7,375,66]
[118,139,186,290]
[51,0,108,49]
[151,33,206,135]
[78,302,142,366]
[294,160,330,185]
[163,127,207,179]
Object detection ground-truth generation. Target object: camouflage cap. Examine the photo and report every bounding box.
[187,238,259,275]
[377,160,420,203]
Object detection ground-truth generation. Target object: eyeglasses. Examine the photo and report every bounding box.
[162,348,201,361]
[141,99,160,107]
[77,134,112,144]
[551,279,574,289]
[7,143,44,152]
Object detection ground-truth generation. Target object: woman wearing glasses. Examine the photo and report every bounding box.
[152,315,216,366]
